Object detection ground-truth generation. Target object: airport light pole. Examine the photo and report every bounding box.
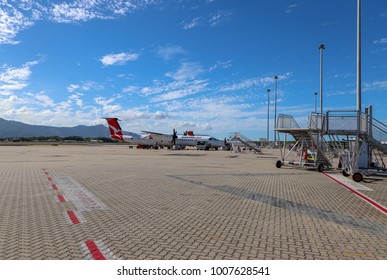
[274,76,278,146]
[319,44,325,115]
[267,88,270,145]
[357,0,362,115]
[355,0,362,171]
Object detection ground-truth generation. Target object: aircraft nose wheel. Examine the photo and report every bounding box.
[352,173,363,182]
[275,160,282,168]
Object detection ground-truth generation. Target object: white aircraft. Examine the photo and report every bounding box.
[173,131,226,150]
[105,118,173,148]
[105,118,226,149]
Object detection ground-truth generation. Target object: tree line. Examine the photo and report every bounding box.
[0,136,117,143]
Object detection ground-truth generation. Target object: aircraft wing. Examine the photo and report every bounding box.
[141,131,171,137]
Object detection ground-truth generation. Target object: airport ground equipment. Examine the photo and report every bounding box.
[229,132,262,153]
[275,113,337,172]
[326,106,387,182]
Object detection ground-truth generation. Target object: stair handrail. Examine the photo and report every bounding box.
[325,110,368,135]
[369,118,387,143]
[370,117,387,138]
[308,113,326,133]
[276,114,300,129]
[229,132,251,143]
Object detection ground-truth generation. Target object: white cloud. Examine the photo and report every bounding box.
[156,45,187,60]
[182,17,201,29]
[208,10,231,26]
[0,3,34,44]
[34,94,55,107]
[94,96,121,113]
[285,3,301,14]
[373,38,387,44]
[0,1,157,45]
[218,73,292,92]
[48,0,155,23]
[67,84,80,93]
[165,62,204,81]
[218,78,261,92]
[149,80,208,102]
[69,93,84,108]
[50,2,105,23]
[152,110,170,120]
[363,80,387,91]
[0,61,38,95]
[100,52,140,66]
[67,81,103,92]
[181,8,232,30]
[209,60,232,71]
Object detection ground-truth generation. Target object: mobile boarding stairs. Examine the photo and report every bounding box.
[275,107,387,182]
[275,113,336,173]
[325,107,387,182]
[229,132,262,153]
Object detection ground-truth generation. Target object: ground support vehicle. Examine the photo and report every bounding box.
[326,107,387,182]
[275,113,337,173]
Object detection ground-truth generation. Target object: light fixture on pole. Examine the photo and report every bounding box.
[274,76,278,146]
[355,0,362,172]
[267,88,270,145]
[319,44,325,115]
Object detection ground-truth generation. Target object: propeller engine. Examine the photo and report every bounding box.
[224,137,231,150]
[172,129,178,145]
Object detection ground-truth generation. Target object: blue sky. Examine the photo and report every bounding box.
[0,0,386,140]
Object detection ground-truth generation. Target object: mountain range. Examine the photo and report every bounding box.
[0,118,110,138]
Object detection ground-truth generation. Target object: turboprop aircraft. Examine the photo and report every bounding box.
[104,118,226,149]
[174,131,226,150]
[105,118,173,148]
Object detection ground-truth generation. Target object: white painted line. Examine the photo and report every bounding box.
[326,173,373,191]
[324,173,387,215]
[54,176,107,211]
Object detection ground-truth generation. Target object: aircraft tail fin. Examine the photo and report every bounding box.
[105,118,124,141]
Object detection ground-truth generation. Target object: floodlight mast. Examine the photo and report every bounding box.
[267,88,270,145]
[319,44,325,115]
[356,0,362,131]
[274,76,278,145]
[355,0,362,170]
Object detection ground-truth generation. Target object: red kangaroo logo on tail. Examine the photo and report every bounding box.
[105,118,124,141]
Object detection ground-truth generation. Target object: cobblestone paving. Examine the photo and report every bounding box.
[0,145,386,259]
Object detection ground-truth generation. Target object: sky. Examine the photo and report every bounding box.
[0,0,386,140]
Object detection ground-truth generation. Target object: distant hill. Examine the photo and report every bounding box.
[0,118,111,138]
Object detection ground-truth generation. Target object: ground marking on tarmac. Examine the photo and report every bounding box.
[80,240,118,260]
[84,240,106,260]
[325,173,374,191]
[54,176,107,211]
[43,170,59,190]
[65,210,80,225]
[44,169,114,259]
[323,172,387,215]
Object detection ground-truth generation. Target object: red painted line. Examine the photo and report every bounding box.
[52,184,58,190]
[58,194,65,202]
[67,211,80,225]
[323,172,387,214]
[47,177,53,181]
[85,240,106,260]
